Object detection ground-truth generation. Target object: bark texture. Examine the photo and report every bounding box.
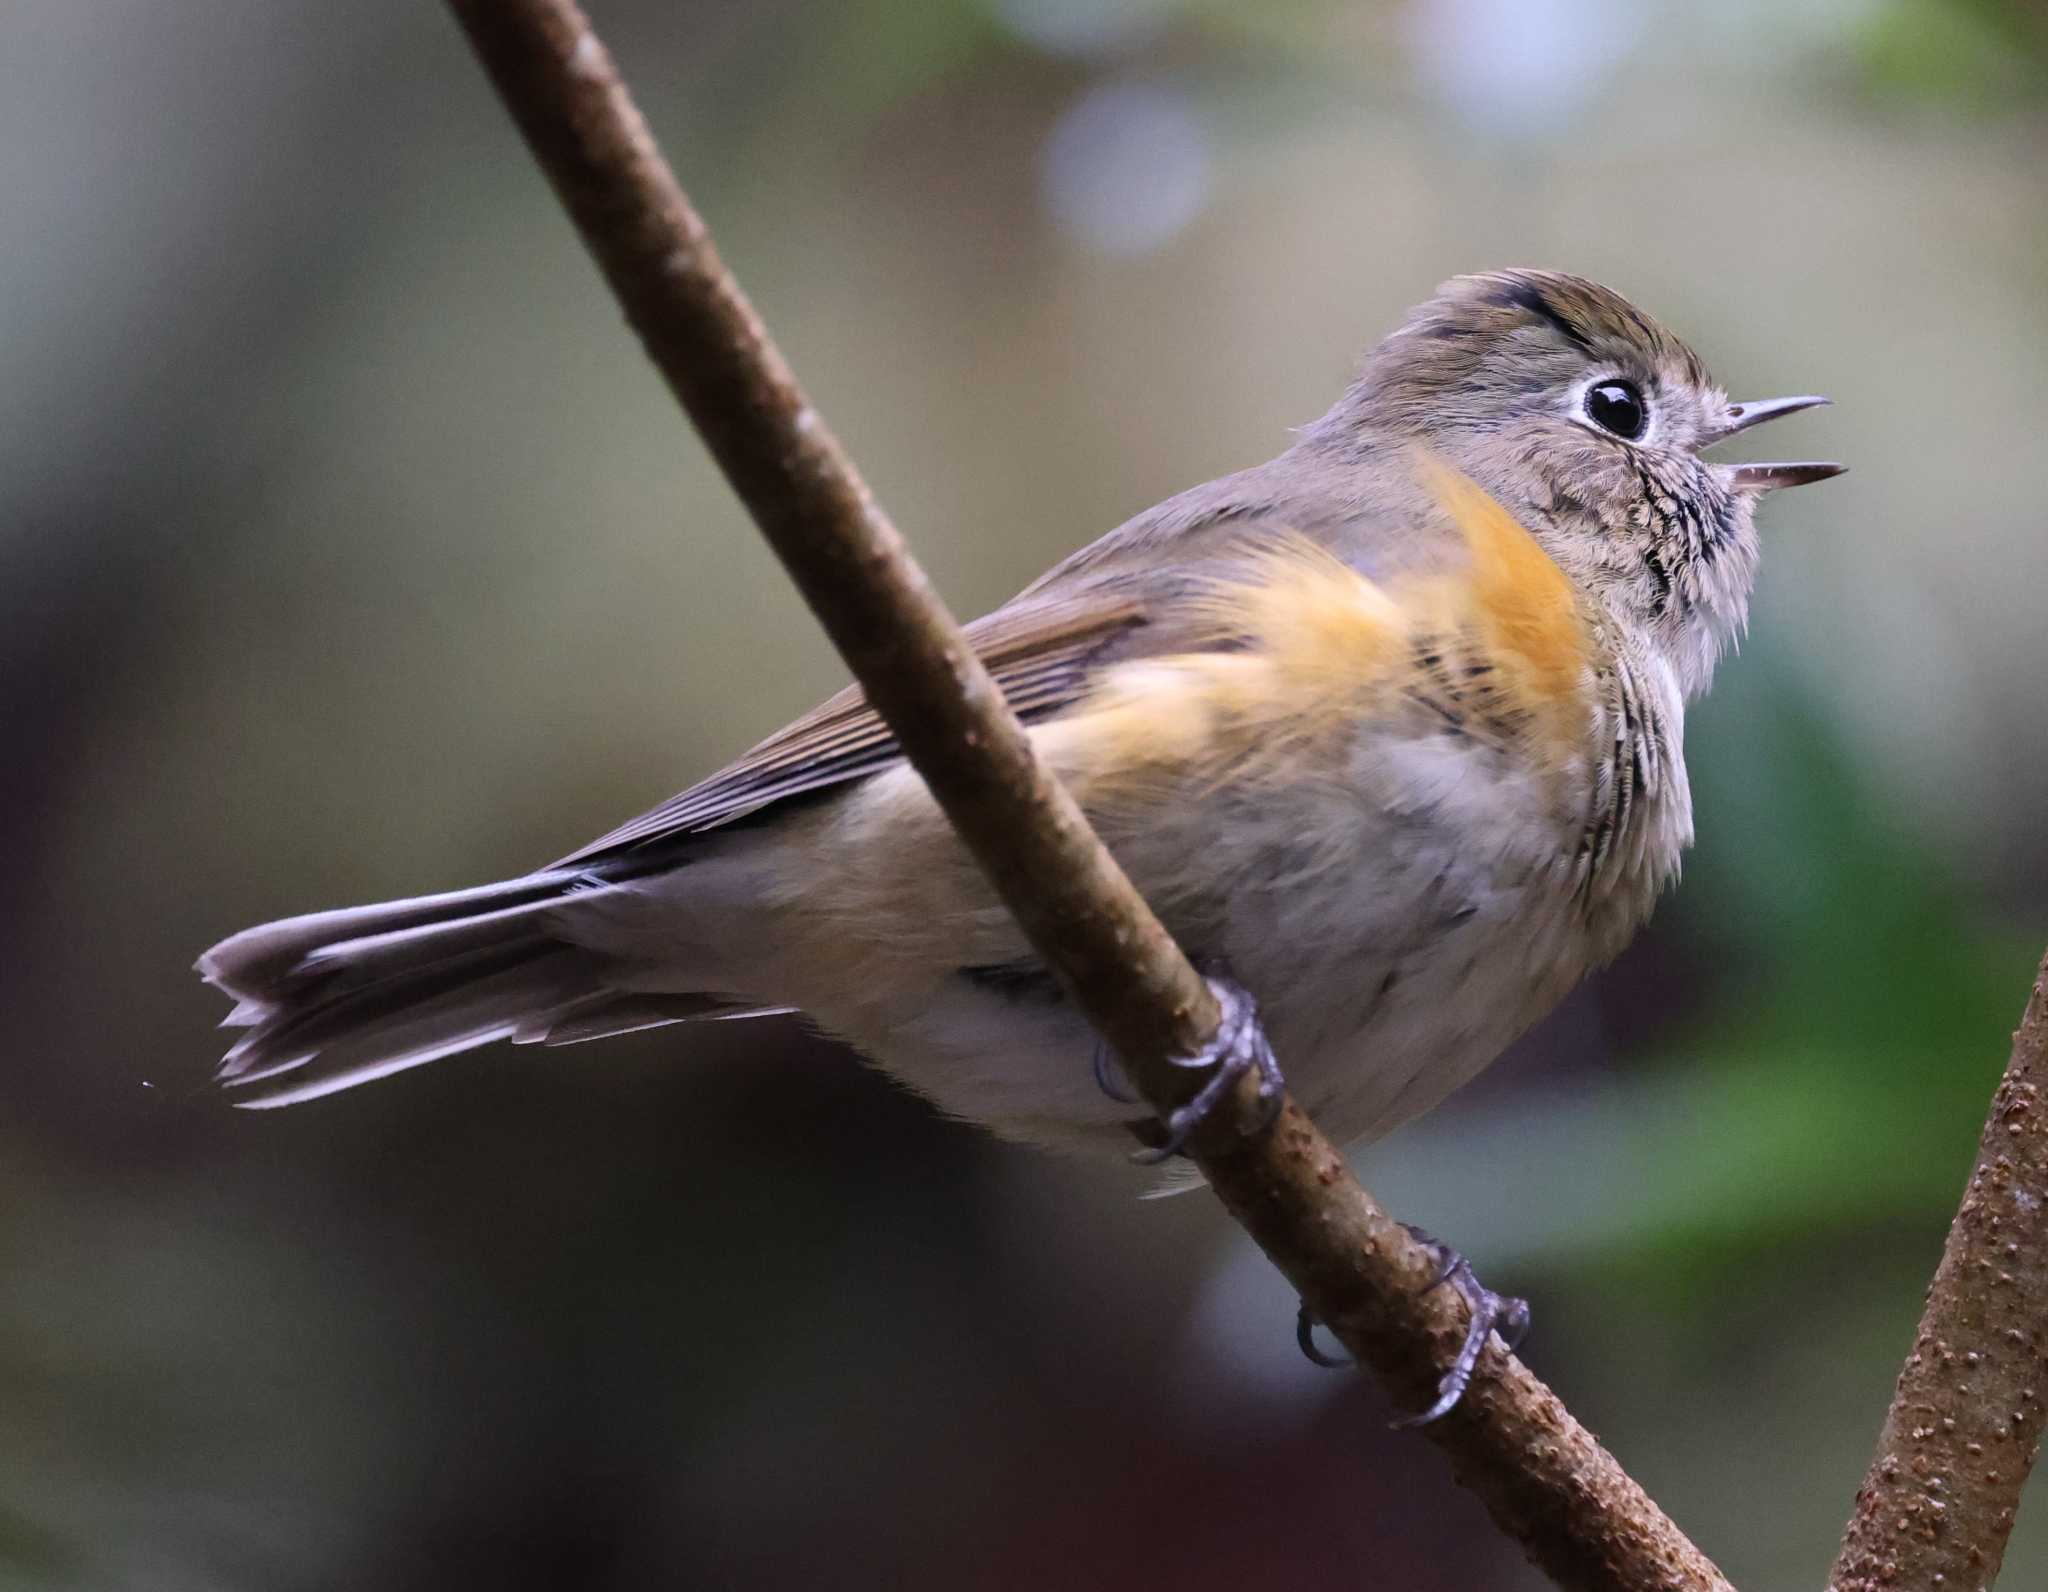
[1832,952,2048,1591]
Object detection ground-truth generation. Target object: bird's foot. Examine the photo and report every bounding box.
[1292,1225,1530,1425]
[1103,975,1283,1164]
[1390,1224,1530,1427]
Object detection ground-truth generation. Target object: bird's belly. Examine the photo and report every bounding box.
[1189,831,1602,1152]
[1252,902,1589,1151]
[832,751,1635,1160]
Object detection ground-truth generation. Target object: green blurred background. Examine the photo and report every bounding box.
[4,0,2045,1586]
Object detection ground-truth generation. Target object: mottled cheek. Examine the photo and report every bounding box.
[1666,467,1729,560]
[1705,489,1746,555]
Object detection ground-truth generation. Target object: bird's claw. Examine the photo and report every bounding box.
[1091,1039,1141,1104]
[1390,1224,1530,1428]
[1296,1302,1353,1369]
[1117,976,1284,1164]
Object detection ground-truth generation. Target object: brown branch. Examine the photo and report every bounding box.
[1831,948,2048,1590]
[441,3,1734,1586]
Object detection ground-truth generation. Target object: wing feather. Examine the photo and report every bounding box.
[555,592,1150,865]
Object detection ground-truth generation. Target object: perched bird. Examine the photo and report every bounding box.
[201,271,1839,1180]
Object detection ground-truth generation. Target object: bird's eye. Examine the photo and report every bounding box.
[1584,380,1647,440]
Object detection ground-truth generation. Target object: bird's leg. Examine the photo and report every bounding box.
[1109,974,1284,1163]
[1389,1224,1530,1427]
[1292,1226,1531,1424]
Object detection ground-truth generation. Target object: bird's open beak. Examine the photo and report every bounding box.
[1728,460,1846,492]
[1712,394,1830,439]
[1709,394,1844,492]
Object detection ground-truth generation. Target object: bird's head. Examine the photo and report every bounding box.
[1316,269,1842,697]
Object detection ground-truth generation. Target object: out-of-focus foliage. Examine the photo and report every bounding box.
[1848,0,2047,101]
[3,1,2045,1587]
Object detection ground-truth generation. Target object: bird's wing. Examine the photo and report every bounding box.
[554,588,1153,865]
[557,455,1573,870]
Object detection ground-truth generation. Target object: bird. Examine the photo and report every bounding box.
[201,268,1839,1179]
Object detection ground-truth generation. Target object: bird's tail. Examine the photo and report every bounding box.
[198,873,731,1107]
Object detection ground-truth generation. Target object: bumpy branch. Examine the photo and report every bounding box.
[441,2,1735,1586]
[1831,949,2048,1590]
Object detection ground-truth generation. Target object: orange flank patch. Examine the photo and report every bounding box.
[1410,449,1590,716]
[1040,460,1593,806]
[1036,538,1403,802]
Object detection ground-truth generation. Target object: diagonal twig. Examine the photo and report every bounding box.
[439,2,1736,1586]
[1830,949,2048,1590]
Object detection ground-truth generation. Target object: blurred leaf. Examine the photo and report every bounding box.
[1848,0,2043,103]
[801,0,1008,119]
[0,1501,71,1581]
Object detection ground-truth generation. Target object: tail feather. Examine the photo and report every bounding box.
[201,874,622,1107]
[200,875,576,998]
[293,894,584,994]
[229,947,596,1108]
[220,939,569,1086]
[201,855,788,1105]
[514,989,756,1046]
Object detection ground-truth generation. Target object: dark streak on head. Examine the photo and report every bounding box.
[1488,278,1594,355]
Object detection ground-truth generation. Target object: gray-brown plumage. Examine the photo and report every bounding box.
[200,270,1840,1157]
